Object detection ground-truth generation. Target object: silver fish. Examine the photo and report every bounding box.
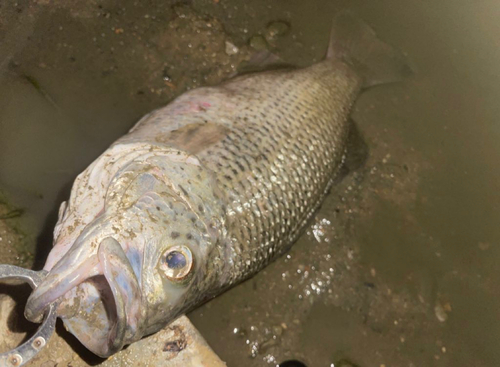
[24,13,409,357]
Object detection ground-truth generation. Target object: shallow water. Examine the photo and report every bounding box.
[1,0,500,366]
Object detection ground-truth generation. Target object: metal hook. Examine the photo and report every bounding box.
[0,265,57,367]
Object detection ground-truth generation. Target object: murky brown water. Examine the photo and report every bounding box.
[1,0,500,366]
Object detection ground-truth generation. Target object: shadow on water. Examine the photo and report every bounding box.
[32,180,74,270]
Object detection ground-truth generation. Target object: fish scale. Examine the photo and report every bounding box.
[123,61,361,285]
[208,63,358,282]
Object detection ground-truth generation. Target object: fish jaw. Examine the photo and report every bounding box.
[24,233,103,323]
[96,237,143,354]
[25,230,144,357]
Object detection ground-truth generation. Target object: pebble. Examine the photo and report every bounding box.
[434,302,448,322]
[272,325,283,336]
[265,21,290,41]
[249,35,268,50]
[225,40,239,55]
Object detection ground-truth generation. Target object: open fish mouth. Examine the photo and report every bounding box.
[25,237,143,357]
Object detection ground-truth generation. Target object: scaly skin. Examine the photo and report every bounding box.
[26,60,362,356]
[122,61,361,284]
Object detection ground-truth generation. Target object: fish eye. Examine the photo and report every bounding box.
[160,245,193,281]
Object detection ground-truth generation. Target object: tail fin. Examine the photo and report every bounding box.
[327,11,412,87]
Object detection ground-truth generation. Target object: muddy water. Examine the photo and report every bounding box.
[1,0,500,366]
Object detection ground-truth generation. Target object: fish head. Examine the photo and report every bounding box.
[25,151,225,357]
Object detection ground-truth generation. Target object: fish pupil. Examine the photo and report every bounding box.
[165,251,187,270]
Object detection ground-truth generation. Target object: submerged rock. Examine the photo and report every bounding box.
[265,21,290,42]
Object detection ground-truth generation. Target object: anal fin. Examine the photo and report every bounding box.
[337,120,369,181]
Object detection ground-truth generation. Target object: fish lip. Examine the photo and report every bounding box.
[25,236,143,357]
[96,237,143,356]
[25,253,100,323]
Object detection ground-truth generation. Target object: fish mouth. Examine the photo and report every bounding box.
[25,237,143,357]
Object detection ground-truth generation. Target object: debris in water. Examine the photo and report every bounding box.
[22,74,61,113]
[478,242,490,251]
[0,208,24,220]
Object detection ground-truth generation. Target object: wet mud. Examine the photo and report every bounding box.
[1,0,500,366]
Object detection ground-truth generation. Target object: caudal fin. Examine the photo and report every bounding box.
[327,11,412,87]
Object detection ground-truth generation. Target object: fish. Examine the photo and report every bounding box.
[23,12,410,357]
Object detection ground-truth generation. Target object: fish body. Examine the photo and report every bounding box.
[25,13,409,357]
[124,59,359,284]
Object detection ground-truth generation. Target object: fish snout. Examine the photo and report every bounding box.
[25,248,100,323]
[25,236,144,357]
